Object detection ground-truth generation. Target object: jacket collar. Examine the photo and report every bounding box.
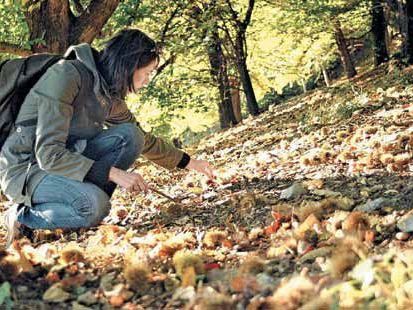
[63,43,111,107]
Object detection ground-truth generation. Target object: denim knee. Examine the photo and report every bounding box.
[89,188,111,226]
[114,123,144,160]
[72,186,111,227]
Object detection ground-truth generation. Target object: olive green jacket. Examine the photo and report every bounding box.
[0,43,184,206]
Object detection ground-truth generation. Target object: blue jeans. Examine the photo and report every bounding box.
[17,123,143,230]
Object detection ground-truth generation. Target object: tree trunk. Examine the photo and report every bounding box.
[321,64,331,87]
[229,76,242,123]
[397,0,409,57]
[235,32,259,116]
[372,0,390,66]
[20,0,120,54]
[207,29,238,129]
[333,20,357,78]
[69,0,121,44]
[383,1,393,54]
[24,0,71,53]
[406,0,413,63]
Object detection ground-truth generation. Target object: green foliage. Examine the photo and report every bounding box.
[259,89,282,108]
[126,62,218,139]
[0,2,29,47]
[251,0,370,94]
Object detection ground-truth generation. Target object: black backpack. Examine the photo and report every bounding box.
[0,54,64,151]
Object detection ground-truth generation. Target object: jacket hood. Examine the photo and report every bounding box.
[63,43,111,106]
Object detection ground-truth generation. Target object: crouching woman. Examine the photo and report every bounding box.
[0,29,214,247]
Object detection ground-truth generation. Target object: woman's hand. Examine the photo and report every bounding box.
[186,158,216,179]
[108,167,149,193]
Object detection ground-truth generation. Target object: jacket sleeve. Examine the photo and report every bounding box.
[105,100,186,170]
[33,61,95,181]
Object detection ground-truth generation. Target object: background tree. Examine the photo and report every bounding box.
[188,1,238,128]
[272,0,371,79]
[372,0,390,66]
[384,0,413,63]
[406,0,413,64]
[218,0,260,116]
[333,19,357,78]
[206,24,239,128]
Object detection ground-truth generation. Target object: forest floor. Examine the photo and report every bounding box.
[1,62,413,309]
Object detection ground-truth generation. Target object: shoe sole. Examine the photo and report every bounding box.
[4,210,18,248]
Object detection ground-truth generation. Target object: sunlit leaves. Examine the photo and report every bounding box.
[0,2,29,48]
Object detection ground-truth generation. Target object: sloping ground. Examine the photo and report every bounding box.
[0,64,413,309]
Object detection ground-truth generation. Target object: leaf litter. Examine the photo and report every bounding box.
[0,66,413,308]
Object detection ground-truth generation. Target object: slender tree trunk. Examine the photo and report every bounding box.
[389,0,413,62]
[321,64,331,87]
[406,0,413,63]
[235,32,259,116]
[333,20,357,78]
[372,0,390,66]
[189,0,237,129]
[207,29,238,129]
[397,0,409,57]
[229,76,242,123]
[383,1,393,54]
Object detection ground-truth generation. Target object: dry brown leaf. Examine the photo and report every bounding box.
[181,265,196,287]
[196,292,235,309]
[329,235,368,277]
[272,275,316,310]
[294,214,321,239]
[342,211,369,239]
[172,250,204,277]
[59,243,85,265]
[203,230,229,248]
[239,256,265,275]
[230,275,259,293]
[109,295,125,307]
[124,260,150,291]
[303,179,324,190]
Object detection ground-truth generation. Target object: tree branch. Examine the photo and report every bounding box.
[159,5,182,47]
[216,15,237,51]
[242,0,255,29]
[70,0,121,44]
[225,0,240,24]
[220,33,237,63]
[154,54,176,78]
[0,42,32,56]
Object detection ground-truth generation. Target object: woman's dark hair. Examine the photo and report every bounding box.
[96,29,160,99]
